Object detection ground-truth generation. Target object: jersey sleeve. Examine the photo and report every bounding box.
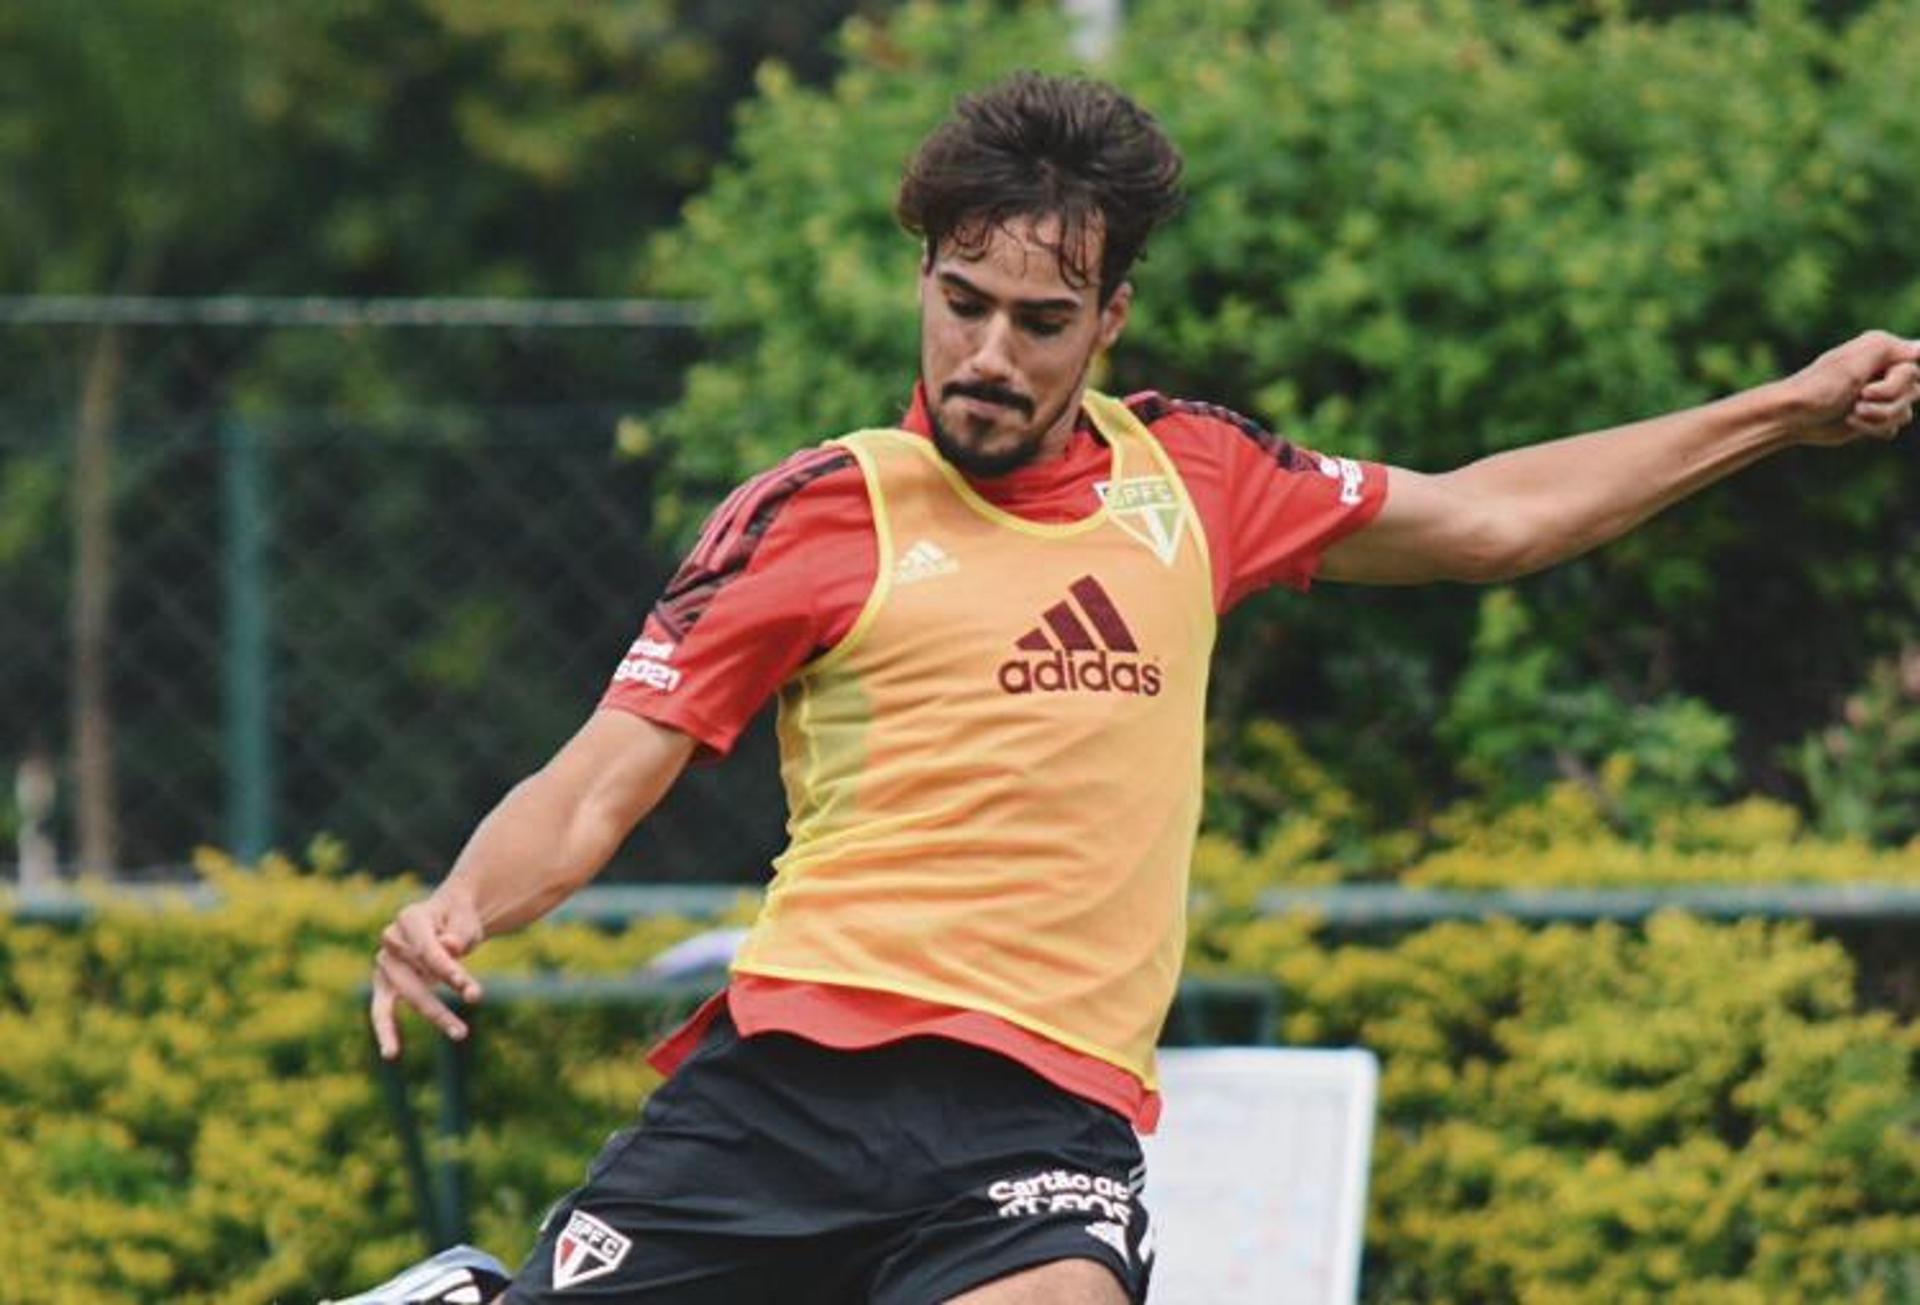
[1133,395,1387,611]
[598,444,875,760]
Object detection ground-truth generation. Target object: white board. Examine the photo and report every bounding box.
[1138,1048,1379,1304]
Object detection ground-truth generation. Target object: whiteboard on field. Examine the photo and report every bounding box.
[1138,1048,1378,1305]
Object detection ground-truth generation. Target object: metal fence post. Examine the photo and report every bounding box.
[434,1018,473,1246]
[374,1046,455,1251]
[220,417,274,862]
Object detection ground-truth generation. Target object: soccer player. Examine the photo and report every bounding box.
[361,73,1917,1304]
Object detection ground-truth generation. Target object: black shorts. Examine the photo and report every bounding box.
[504,1010,1154,1303]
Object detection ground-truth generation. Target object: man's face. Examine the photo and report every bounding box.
[919,214,1130,477]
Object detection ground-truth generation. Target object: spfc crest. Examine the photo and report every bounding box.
[1096,475,1188,565]
[552,1209,631,1290]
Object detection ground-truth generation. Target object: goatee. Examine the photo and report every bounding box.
[929,409,1046,478]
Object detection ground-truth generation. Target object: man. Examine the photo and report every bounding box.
[360,72,1917,1303]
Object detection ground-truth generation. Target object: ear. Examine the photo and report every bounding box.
[1096,282,1132,352]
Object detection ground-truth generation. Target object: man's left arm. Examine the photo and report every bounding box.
[1319,331,1920,585]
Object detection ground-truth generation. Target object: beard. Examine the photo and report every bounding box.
[929,407,1044,478]
[926,374,1083,479]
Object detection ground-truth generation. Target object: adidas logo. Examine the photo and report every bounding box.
[895,538,959,585]
[997,575,1162,697]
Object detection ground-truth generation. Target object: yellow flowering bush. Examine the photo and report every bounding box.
[1253,914,1920,1303]
[3,845,1914,1302]
[0,853,708,1304]
[1410,787,1920,889]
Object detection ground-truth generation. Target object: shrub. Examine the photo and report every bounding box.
[3,843,1915,1300]
[1792,646,1920,844]
[1246,913,1920,1303]
[1188,736,1920,901]
[649,0,1920,838]
[0,853,709,1303]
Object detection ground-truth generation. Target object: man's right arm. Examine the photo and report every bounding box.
[370,439,873,1058]
[370,709,695,1058]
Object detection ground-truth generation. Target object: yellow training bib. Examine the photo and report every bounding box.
[734,392,1216,1087]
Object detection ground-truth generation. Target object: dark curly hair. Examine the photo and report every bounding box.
[896,72,1185,305]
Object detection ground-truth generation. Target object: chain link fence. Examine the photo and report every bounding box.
[2,300,788,885]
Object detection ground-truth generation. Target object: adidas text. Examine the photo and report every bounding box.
[997,649,1162,697]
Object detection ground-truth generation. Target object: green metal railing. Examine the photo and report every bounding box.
[14,879,1920,929]
[538,880,1920,929]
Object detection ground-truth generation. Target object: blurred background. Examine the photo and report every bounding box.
[3,1,1918,1301]
[3,0,1916,887]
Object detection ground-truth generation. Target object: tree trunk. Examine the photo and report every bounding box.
[70,323,124,879]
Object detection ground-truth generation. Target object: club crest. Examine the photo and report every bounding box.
[552,1209,631,1290]
[1096,475,1187,565]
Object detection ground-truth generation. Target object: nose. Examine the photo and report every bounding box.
[968,311,1018,383]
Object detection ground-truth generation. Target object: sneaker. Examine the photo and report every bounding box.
[324,1244,512,1304]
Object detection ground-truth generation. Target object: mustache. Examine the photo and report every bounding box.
[943,381,1034,418]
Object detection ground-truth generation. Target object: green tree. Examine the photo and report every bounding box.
[0,0,892,876]
[1,0,276,874]
[649,0,1920,838]
[648,1,1080,529]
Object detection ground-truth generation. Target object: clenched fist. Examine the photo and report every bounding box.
[1784,330,1920,445]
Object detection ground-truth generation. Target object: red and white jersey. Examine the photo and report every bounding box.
[602,385,1387,1130]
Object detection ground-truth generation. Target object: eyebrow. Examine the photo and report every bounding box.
[937,270,1081,315]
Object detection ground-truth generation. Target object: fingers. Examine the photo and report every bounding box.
[371,949,471,1057]
[368,897,486,1059]
[370,975,404,1061]
[1846,398,1913,438]
[382,904,484,1002]
[1797,333,1920,440]
[1855,329,1920,366]
[1850,396,1913,423]
[1859,360,1920,404]
[1845,345,1919,439]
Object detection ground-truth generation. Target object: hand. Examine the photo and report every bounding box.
[1784,330,1920,446]
[370,890,486,1059]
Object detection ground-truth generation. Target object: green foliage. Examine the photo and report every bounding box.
[0,0,888,298]
[0,0,263,293]
[1188,758,1920,903]
[1409,786,1920,889]
[1792,646,1920,843]
[4,848,1916,1301]
[647,0,1076,535]
[0,853,708,1303]
[1192,686,1920,895]
[1254,914,1920,1303]
[1440,589,1737,830]
[651,0,1920,831]
[0,0,895,880]
[1203,718,1373,852]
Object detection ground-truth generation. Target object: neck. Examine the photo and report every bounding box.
[1032,385,1089,462]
